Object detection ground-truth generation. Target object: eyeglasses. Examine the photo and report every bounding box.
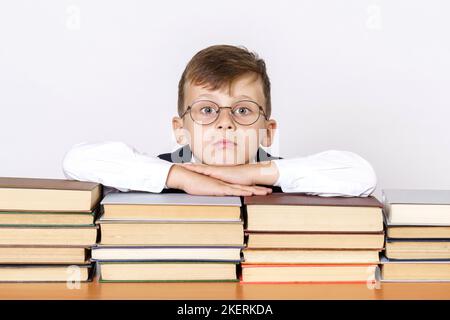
[180,99,268,126]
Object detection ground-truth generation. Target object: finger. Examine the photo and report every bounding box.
[250,185,273,195]
[221,182,255,196]
[230,184,270,196]
[251,185,273,193]
[249,187,271,195]
[223,186,253,197]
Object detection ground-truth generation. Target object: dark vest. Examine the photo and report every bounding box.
[157,144,284,193]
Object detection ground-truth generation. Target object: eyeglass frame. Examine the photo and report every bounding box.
[180,99,269,126]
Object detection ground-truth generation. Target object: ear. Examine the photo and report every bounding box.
[260,119,277,148]
[172,116,187,145]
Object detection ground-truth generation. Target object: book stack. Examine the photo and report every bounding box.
[381,189,450,282]
[0,177,100,282]
[93,192,244,282]
[241,193,384,283]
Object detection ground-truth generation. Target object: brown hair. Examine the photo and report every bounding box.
[178,45,271,118]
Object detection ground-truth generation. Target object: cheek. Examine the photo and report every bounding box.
[190,125,263,163]
[181,124,194,145]
[188,124,217,154]
[237,127,262,150]
[200,125,219,145]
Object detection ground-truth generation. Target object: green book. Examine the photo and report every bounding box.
[97,261,238,282]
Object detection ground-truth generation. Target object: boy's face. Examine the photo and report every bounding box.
[173,73,277,165]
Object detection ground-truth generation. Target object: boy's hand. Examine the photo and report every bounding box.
[165,165,273,196]
[180,161,279,187]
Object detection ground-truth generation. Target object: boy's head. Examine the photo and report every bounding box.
[172,45,277,165]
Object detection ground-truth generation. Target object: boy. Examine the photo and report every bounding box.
[63,45,376,197]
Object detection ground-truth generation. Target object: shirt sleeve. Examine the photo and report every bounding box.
[62,141,174,193]
[271,150,377,197]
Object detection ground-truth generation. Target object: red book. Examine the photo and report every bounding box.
[240,263,379,284]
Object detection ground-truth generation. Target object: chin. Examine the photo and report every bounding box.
[211,160,241,166]
[204,150,249,166]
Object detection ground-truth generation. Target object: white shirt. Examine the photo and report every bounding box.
[62,141,377,197]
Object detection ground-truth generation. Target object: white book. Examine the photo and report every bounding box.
[101,192,241,206]
[99,192,242,221]
[383,189,450,226]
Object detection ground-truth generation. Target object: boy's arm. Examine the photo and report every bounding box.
[182,150,377,197]
[62,141,173,193]
[271,150,377,197]
[62,141,273,196]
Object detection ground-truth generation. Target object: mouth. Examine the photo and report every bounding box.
[213,139,237,149]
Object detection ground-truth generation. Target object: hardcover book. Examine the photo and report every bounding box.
[244,193,383,232]
[0,177,101,212]
[98,261,238,282]
[383,189,450,225]
[100,192,241,221]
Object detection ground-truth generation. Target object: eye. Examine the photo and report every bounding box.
[200,106,217,115]
[234,107,251,116]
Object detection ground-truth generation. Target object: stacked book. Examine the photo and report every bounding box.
[381,189,450,282]
[93,192,244,282]
[241,193,384,283]
[0,177,100,282]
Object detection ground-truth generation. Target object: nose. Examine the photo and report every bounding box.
[215,108,236,130]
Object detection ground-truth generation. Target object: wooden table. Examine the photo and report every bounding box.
[1,278,450,299]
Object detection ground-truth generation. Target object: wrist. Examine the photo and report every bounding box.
[165,165,188,190]
[253,161,279,186]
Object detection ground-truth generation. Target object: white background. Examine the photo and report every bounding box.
[1,0,449,199]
